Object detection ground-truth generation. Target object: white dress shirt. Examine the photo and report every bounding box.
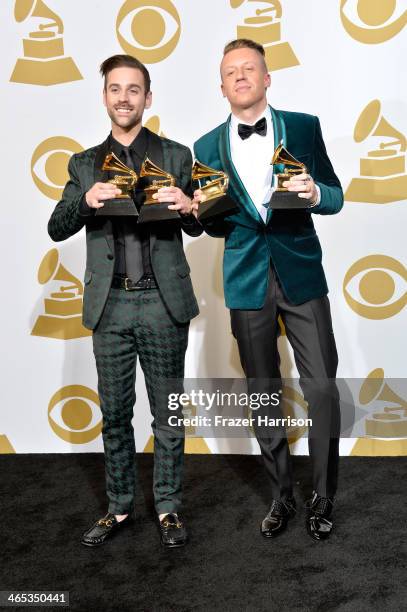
[229,106,274,223]
[229,106,320,221]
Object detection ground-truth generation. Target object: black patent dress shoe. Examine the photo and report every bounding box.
[158,513,187,548]
[81,512,134,547]
[261,497,296,538]
[306,492,334,541]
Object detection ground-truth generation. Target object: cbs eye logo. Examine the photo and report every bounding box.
[340,0,407,43]
[343,255,407,319]
[31,136,83,200]
[116,0,181,63]
[48,385,102,444]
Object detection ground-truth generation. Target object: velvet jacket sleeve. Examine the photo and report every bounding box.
[310,117,344,216]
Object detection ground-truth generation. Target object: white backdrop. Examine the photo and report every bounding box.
[1,0,406,456]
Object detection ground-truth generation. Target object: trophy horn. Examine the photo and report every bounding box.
[192,160,226,181]
[359,368,407,409]
[140,157,173,180]
[271,142,305,169]
[15,0,64,33]
[37,249,83,295]
[354,100,407,152]
[102,152,137,178]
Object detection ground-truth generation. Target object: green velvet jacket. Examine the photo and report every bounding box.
[194,106,343,308]
[48,128,202,329]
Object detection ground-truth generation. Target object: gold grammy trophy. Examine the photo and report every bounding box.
[269,142,309,209]
[231,0,299,72]
[96,152,139,217]
[31,249,91,340]
[137,157,178,223]
[345,100,407,204]
[192,160,238,220]
[10,0,82,86]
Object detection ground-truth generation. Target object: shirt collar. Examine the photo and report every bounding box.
[109,127,148,161]
[230,104,271,134]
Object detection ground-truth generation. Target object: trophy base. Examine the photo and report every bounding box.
[31,315,92,340]
[137,202,180,224]
[10,57,83,86]
[269,190,310,210]
[345,175,407,204]
[197,194,238,221]
[95,198,139,217]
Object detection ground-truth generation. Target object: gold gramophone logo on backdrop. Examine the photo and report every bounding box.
[48,385,102,444]
[0,434,16,454]
[230,0,299,72]
[345,100,407,204]
[340,0,407,44]
[116,0,181,63]
[31,248,91,340]
[10,0,82,86]
[343,255,407,319]
[31,136,84,200]
[144,402,211,454]
[144,115,166,137]
[352,369,407,456]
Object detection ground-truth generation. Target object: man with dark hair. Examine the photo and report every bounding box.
[48,54,202,548]
[193,39,343,541]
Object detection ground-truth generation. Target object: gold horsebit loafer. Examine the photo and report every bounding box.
[81,512,134,547]
[158,513,188,548]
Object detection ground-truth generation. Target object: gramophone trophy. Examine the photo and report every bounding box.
[137,157,178,223]
[345,99,407,204]
[192,160,238,221]
[10,0,82,86]
[269,143,309,209]
[95,152,139,217]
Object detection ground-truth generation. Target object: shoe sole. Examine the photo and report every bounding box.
[160,537,188,548]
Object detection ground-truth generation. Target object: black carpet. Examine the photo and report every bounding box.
[1,454,406,612]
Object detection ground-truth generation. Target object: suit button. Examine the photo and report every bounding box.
[107,254,113,260]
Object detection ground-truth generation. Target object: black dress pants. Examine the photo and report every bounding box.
[230,263,340,501]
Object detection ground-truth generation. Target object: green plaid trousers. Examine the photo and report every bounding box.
[92,286,189,515]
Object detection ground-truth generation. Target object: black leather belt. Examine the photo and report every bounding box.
[111,274,157,291]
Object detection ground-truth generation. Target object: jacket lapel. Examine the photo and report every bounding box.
[218,107,286,225]
[94,136,114,254]
[219,117,262,224]
[143,128,165,253]
[266,106,286,224]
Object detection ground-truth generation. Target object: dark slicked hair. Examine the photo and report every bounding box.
[100,54,151,93]
[223,39,267,71]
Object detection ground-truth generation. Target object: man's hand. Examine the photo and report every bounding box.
[153,187,193,215]
[191,189,204,218]
[85,182,121,209]
[283,173,318,205]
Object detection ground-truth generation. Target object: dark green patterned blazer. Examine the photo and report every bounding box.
[194,106,344,308]
[48,128,202,329]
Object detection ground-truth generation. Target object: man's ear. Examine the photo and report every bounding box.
[264,71,271,90]
[103,88,107,107]
[221,82,226,98]
[145,90,153,110]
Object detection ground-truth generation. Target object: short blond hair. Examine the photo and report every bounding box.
[222,39,268,72]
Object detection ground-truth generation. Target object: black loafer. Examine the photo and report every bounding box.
[261,497,296,538]
[158,513,187,548]
[81,512,134,547]
[306,492,334,541]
